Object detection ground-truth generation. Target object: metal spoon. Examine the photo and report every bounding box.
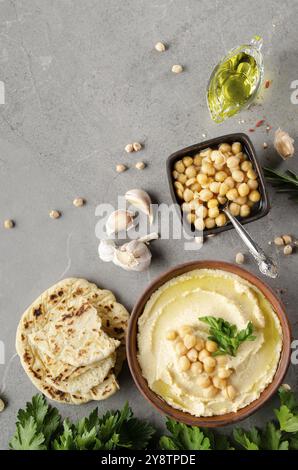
[222,206,278,278]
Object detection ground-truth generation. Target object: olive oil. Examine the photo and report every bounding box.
[207,37,263,123]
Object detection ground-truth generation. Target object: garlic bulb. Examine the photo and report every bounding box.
[98,239,116,262]
[105,210,136,236]
[125,189,153,224]
[98,233,158,271]
[274,128,295,160]
[113,240,152,271]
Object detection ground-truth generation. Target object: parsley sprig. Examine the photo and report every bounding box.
[199,316,256,356]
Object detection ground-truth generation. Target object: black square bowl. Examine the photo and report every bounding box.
[166,133,270,236]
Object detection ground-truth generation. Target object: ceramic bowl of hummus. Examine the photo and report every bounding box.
[127,261,291,427]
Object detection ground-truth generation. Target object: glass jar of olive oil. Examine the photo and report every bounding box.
[207,36,264,123]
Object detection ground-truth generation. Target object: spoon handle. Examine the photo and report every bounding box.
[223,208,278,279]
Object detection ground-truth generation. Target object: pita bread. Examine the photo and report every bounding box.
[16,278,129,404]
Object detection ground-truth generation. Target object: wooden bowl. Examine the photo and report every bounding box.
[127,261,291,427]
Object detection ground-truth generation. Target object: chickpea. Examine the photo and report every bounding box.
[232,170,245,183]
[219,143,232,153]
[202,356,216,369]
[183,188,194,202]
[195,338,205,351]
[240,204,251,218]
[229,202,240,216]
[223,385,238,401]
[174,160,185,173]
[174,181,184,191]
[238,183,250,197]
[209,181,221,194]
[191,182,201,192]
[218,368,233,379]
[182,156,193,167]
[226,188,238,201]
[172,170,179,179]
[235,196,247,205]
[201,162,215,176]
[205,217,216,229]
[194,218,205,231]
[185,166,197,179]
[198,349,210,362]
[219,182,229,196]
[247,200,255,208]
[184,334,197,349]
[196,205,208,219]
[247,168,257,180]
[240,160,252,172]
[166,330,177,341]
[215,171,228,182]
[232,142,242,155]
[200,148,212,158]
[185,177,196,187]
[225,176,235,189]
[217,196,227,205]
[197,173,208,186]
[213,376,227,390]
[204,385,219,398]
[187,348,199,362]
[214,153,225,167]
[179,325,193,337]
[227,156,240,169]
[189,199,201,210]
[208,207,219,219]
[197,375,211,388]
[181,202,191,213]
[177,174,187,185]
[176,189,184,199]
[199,189,213,202]
[201,177,213,189]
[193,154,203,166]
[207,198,219,208]
[190,361,203,374]
[206,340,218,353]
[178,356,191,372]
[186,213,196,224]
[176,341,188,355]
[216,355,228,366]
[249,190,261,202]
[215,213,227,227]
[247,179,259,190]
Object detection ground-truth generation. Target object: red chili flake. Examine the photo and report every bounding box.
[248,128,255,132]
[265,80,271,89]
[255,119,265,127]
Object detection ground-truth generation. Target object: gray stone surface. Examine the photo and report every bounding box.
[0,0,298,449]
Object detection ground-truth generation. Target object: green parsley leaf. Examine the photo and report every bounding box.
[275,405,298,433]
[262,422,289,450]
[233,427,260,450]
[10,416,46,450]
[159,419,210,450]
[200,316,256,356]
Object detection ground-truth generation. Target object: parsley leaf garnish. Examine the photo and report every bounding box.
[199,316,256,356]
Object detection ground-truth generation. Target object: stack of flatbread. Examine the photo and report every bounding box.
[16,278,129,404]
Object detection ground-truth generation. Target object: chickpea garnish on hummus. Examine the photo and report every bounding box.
[137,269,283,417]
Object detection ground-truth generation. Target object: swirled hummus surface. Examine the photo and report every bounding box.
[137,269,282,417]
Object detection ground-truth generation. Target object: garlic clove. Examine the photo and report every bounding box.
[125,189,153,224]
[98,239,116,262]
[137,232,159,244]
[274,128,295,160]
[105,210,136,236]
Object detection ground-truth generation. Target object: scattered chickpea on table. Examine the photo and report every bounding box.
[172,141,261,230]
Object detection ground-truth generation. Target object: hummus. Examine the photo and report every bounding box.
[137,269,282,416]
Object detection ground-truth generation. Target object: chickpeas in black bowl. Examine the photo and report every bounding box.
[166,133,269,236]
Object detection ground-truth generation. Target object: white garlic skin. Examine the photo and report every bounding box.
[105,210,135,236]
[125,189,153,224]
[274,128,295,160]
[98,239,116,262]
